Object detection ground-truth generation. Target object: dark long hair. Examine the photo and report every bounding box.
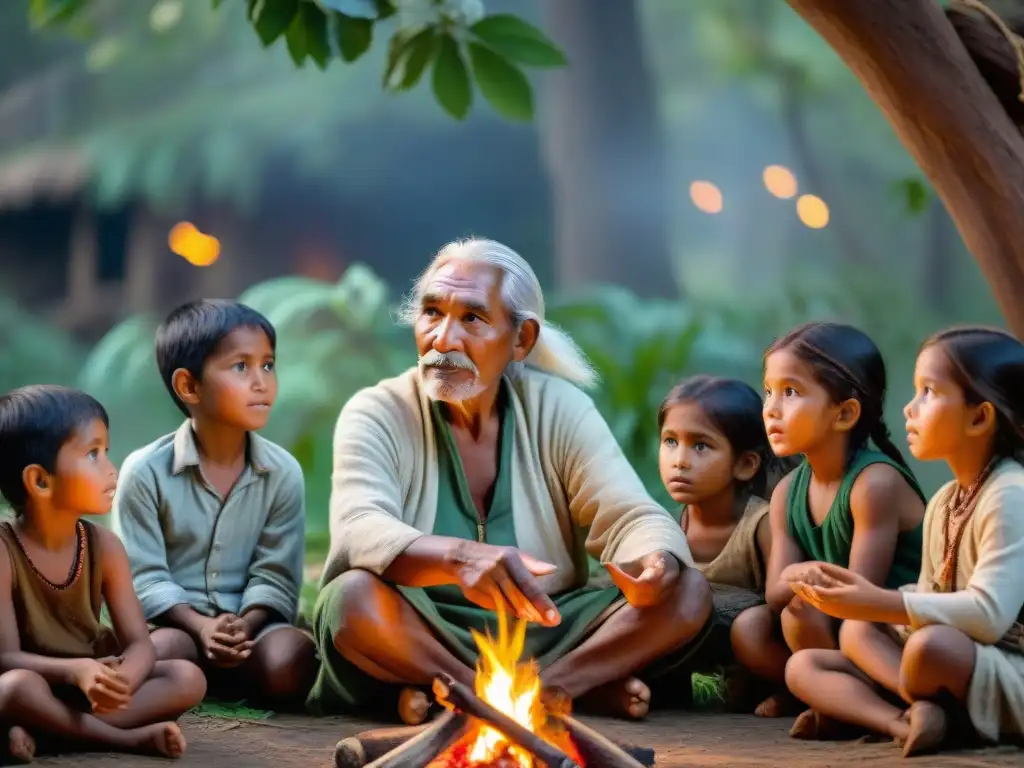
[659,375,798,499]
[922,325,1024,462]
[766,321,911,470]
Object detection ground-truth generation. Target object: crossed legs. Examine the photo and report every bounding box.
[326,568,712,723]
[0,660,205,762]
[785,621,977,756]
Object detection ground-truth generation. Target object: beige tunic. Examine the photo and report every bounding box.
[322,365,692,594]
[901,458,1024,742]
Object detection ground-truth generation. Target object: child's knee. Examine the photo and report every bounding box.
[731,605,772,659]
[151,627,199,662]
[0,670,47,712]
[838,619,871,656]
[158,659,208,705]
[254,628,317,697]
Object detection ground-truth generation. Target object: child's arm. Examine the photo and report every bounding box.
[239,460,306,636]
[97,527,156,693]
[764,473,808,612]
[0,542,128,712]
[847,464,925,586]
[755,513,772,580]
[904,482,1024,644]
[111,459,192,623]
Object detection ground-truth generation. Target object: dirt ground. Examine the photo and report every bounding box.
[25,711,1024,768]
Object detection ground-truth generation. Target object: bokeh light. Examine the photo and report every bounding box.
[689,181,723,214]
[763,165,798,199]
[796,195,830,229]
[168,222,221,266]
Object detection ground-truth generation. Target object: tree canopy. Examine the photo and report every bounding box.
[29,0,568,121]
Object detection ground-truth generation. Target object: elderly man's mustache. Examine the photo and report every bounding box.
[419,350,478,373]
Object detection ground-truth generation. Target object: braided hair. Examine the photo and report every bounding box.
[766,322,912,471]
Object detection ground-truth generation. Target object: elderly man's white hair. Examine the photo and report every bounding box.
[398,238,598,389]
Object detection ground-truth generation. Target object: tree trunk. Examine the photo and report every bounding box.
[785,0,1024,337]
[540,0,677,297]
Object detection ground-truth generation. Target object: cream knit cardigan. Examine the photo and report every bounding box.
[321,365,693,593]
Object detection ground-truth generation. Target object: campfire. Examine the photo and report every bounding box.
[334,608,655,768]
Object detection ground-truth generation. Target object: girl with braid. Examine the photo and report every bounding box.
[731,322,926,718]
[787,327,1024,756]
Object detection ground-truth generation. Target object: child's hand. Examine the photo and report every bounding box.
[200,614,253,668]
[70,658,131,713]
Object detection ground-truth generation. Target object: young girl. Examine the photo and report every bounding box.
[657,376,796,708]
[731,322,927,717]
[787,326,1024,756]
[0,386,206,762]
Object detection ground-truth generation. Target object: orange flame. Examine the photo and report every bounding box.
[433,605,583,767]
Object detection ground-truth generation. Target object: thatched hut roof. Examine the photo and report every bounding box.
[0,148,89,210]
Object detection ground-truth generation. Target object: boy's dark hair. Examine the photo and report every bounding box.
[766,321,912,472]
[922,325,1024,462]
[0,385,109,512]
[156,300,276,416]
[658,375,798,499]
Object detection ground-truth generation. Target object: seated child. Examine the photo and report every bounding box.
[786,326,1024,757]
[111,300,317,710]
[0,385,205,762]
[657,376,796,707]
[731,322,927,717]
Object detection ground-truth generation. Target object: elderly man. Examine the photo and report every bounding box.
[306,238,712,724]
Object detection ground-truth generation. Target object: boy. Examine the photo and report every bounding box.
[112,300,317,710]
[0,385,205,761]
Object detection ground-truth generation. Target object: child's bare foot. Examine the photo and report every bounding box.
[6,726,35,764]
[130,722,187,759]
[789,710,848,741]
[577,677,651,720]
[398,687,431,726]
[754,690,803,718]
[902,701,946,758]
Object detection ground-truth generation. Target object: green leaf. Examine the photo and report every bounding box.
[382,29,411,88]
[28,0,87,27]
[432,34,472,120]
[398,28,438,90]
[252,0,299,46]
[470,13,566,68]
[318,0,378,19]
[467,42,533,121]
[212,0,226,8]
[334,12,372,62]
[285,2,331,68]
[891,177,930,216]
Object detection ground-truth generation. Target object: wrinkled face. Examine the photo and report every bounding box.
[50,418,118,516]
[186,326,278,430]
[414,261,518,404]
[762,348,844,457]
[659,401,744,506]
[904,344,974,461]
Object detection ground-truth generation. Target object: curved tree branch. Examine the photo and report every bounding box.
[786,0,1024,336]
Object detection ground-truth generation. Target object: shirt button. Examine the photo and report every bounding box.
[211,572,218,579]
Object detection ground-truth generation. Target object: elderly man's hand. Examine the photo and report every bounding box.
[606,551,681,608]
[448,541,562,626]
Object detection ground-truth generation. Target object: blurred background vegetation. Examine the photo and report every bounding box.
[0,0,1005,547]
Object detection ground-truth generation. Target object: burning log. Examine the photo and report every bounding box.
[433,674,581,768]
[333,724,429,768]
[551,714,654,768]
[362,710,470,768]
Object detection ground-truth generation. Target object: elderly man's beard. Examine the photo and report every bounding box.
[418,349,485,403]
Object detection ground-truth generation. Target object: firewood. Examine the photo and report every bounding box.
[362,710,469,768]
[333,724,430,768]
[551,714,654,768]
[433,674,581,768]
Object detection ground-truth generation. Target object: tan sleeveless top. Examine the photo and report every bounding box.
[0,520,119,658]
[682,495,769,593]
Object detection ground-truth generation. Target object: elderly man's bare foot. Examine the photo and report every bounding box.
[6,727,35,764]
[901,701,946,758]
[130,722,187,759]
[754,690,802,718]
[398,687,432,726]
[577,678,651,720]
